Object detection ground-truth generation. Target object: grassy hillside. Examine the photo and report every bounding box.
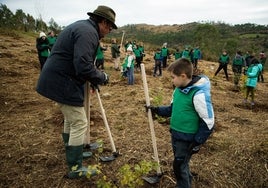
[107,22,268,62]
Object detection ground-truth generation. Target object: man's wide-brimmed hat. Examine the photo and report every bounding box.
[87,5,117,29]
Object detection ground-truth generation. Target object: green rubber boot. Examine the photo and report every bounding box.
[62,133,69,146]
[65,145,96,179]
[62,133,92,158]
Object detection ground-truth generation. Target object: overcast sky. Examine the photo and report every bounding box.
[2,0,268,27]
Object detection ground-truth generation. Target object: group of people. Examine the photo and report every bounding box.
[110,39,146,85]
[153,45,202,77]
[214,49,266,106]
[39,5,268,188]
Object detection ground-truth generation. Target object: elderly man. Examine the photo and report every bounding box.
[36,5,117,178]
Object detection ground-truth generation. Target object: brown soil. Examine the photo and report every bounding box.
[0,31,267,188]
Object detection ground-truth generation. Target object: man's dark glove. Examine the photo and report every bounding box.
[90,84,100,93]
[103,72,109,85]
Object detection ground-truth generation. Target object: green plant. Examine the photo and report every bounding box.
[85,140,157,188]
[117,160,158,188]
[152,92,168,123]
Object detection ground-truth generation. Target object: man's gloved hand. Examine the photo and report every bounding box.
[144,105,159,116]
[90,84,100,93]
[103,72,109,85]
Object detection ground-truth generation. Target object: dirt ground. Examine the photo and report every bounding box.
[0,32,267,188]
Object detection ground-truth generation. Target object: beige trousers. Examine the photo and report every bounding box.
[58,103,87,146]
[113,56,120,69]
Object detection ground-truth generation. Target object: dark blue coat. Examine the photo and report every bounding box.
[36,19,106,106]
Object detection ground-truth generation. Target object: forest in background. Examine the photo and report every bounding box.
[1,3,268,62]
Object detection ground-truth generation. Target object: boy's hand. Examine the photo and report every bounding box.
[144,105,159,115]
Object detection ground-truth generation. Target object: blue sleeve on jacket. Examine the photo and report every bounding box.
[194,118,214,144]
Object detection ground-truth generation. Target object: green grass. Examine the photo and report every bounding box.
[239,33,268,39]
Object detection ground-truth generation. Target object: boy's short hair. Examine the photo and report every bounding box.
[167,58,193,79]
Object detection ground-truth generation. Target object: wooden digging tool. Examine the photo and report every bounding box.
[140,63,162,184]
[83,57,102,150]
[96,89,119,162]
[83,82,101,157]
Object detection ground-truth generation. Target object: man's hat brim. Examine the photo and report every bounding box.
[87,12,117,29]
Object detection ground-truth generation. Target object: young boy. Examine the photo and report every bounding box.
[146,58,214,187]
[232,50,245,90]
[153,48,163,77]
[214,50,230,81]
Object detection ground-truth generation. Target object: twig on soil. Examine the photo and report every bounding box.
[159,174,176,188]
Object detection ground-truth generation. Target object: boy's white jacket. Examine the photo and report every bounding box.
[190,75,214,130]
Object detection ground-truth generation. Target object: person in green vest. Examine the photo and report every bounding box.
[232,50,245,90]
[36,32,50,70]
[174,48,182,60]
[258,51,266,82]
[133,45,142,71]
[214,50,230,81]
[122,46,135,85]
[153,48,163,77]
[193,46,201,69]
[95,44,107,70]
[138,43,145,62]
[111,38,120,71]
[161,42,169,68]
[47,31,57,49]
[182,47,190,60]
[145,58,214,188]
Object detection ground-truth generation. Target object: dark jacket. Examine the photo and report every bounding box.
[36,19,107,106]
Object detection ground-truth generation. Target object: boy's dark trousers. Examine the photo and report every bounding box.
[172,138,194,188]
[162,56,167,68]
[214,63,229,80]
[154,60,162,76]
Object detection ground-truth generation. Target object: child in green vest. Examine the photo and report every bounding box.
[36,32,50,70]
[47,31,57,49]
[214,50,230,81]
[161,43,169,68]
[174,48,182,60]
[95,44,107,70]
[258,51,266,82]
[153,48,163,77]
[145,58,214,188]
[122,46,135,85]
[232,50,245,90]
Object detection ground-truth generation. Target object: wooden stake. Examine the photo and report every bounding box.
[140,63,161,175]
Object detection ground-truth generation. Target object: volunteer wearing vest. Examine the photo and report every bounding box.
[232,50,245,90]
[161,42,169,68]
[145,58,214,188]
[153,48,163,77]
[122,45,135,85]
[214,50,230,81]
